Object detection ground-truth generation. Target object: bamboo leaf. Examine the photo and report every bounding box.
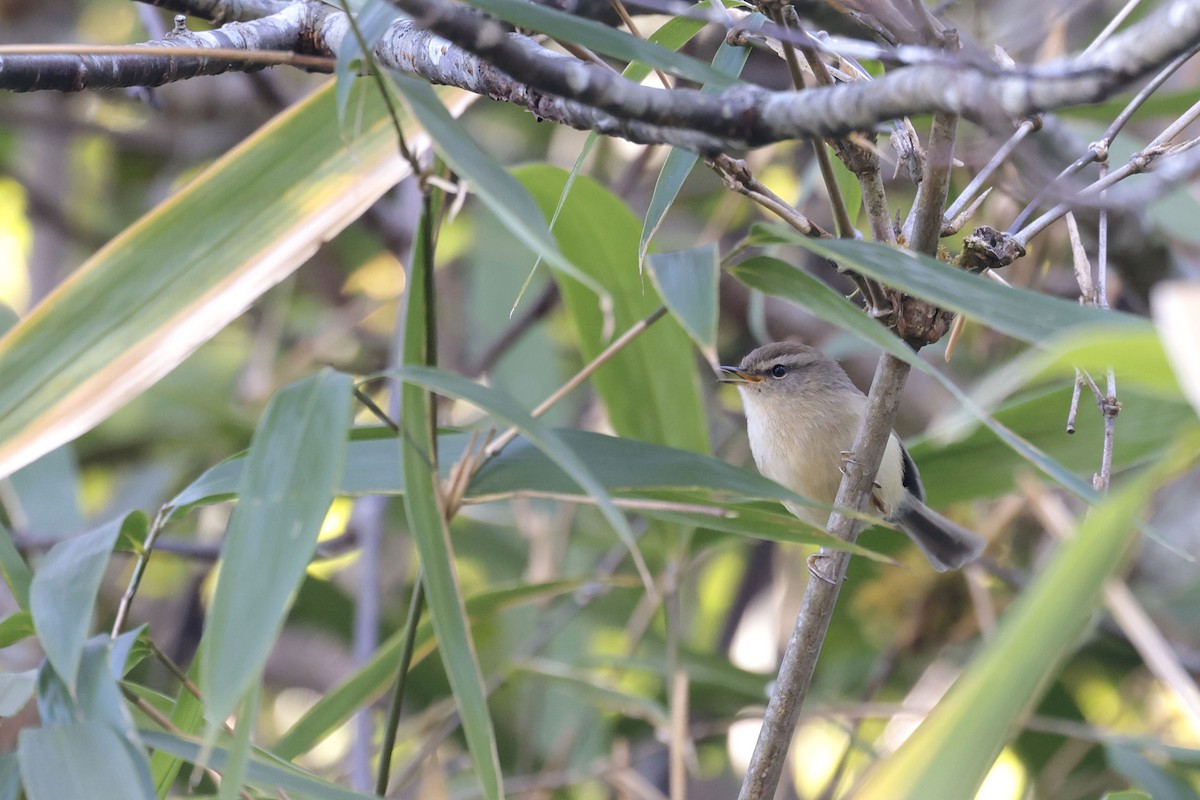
[200,370,352,740]
[854,442,1197,799]
[646,245,721,364]
[517,165,710,454]
[755,232,1144,341]
[391,365,654,591]
[459,0,739,87]
[29,518,122,692]
[0,81,469,481]
[18,722,154,800]
[395,193,503,800]
[640,14,765,260]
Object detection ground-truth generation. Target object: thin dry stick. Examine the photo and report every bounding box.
[766,5,857,241]
[1006,41,1199,234]
[484,305,669,457]
[737,355,913,800]
[1013,95,1200,245]
[943,122,1032,222]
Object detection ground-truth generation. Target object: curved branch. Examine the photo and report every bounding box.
[386,0,1200,148]
[3,0,1198,155]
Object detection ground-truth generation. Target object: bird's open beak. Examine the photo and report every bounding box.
[718,366,761,384]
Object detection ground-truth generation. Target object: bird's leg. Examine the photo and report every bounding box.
[838,449,863,477]
[806,552,840,585]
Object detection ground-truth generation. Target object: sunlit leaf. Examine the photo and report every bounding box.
[0,81,470,481]
[517,165,710,454]
[854,441,1197,799]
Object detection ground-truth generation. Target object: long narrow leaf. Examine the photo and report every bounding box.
[517,165,710,454]
[0,81,470,482]
[390,365,655,590]
[140,730,377,800]
[28,518,122,692]
[640,14,765,260]
[460,0,738,87]
[854,443,1196,799]
[757,232,1145,341]
[397,195,503,800]
[389,73,608,304]
[200,370,352,740]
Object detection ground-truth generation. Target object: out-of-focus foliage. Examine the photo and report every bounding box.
[0,0,1198,798]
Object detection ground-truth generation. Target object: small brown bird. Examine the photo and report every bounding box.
[721,342,985,571]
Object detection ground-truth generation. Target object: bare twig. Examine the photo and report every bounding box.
[484,306,669,457]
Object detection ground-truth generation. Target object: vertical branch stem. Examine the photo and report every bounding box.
[737,354,913,800]
[909,109,959,255]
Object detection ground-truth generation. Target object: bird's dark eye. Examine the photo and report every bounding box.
[770,364,787,378]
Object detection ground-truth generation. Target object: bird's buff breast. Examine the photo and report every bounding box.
[739,390,857,528]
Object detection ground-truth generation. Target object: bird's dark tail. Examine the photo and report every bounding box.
[893,499,986,572]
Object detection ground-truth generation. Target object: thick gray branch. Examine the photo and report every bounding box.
[0,6,313,92]
[382,0,1200,148]
[3,0,1198,154]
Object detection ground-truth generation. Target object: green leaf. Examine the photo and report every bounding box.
[760,233,1146,342]
[140,729,378,800]
[217,686,257,800]
[1106,744,1199,800]
[391,365,654,590]
[853,444,1195,800]
[29,518,122,692]
[24,636,155,798]
[200,370,352,740]
[0,669,37,717]
[18,722,154,800]
[459,0,739,88]
[149,652,205,799]
[639,14,765,260]
[0,80,462,481]
[4,446,82,536]
[115,510,151,554]
[0,523,32,610]
[646,245,721,363]
[333,0,399,120]
[0,752,18,800]
[389,73,606,303]
[514,658,669,728]
[516,165,710,454]
[396,194,503,800]
[0,611,34,649]
[273,579,583,759]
